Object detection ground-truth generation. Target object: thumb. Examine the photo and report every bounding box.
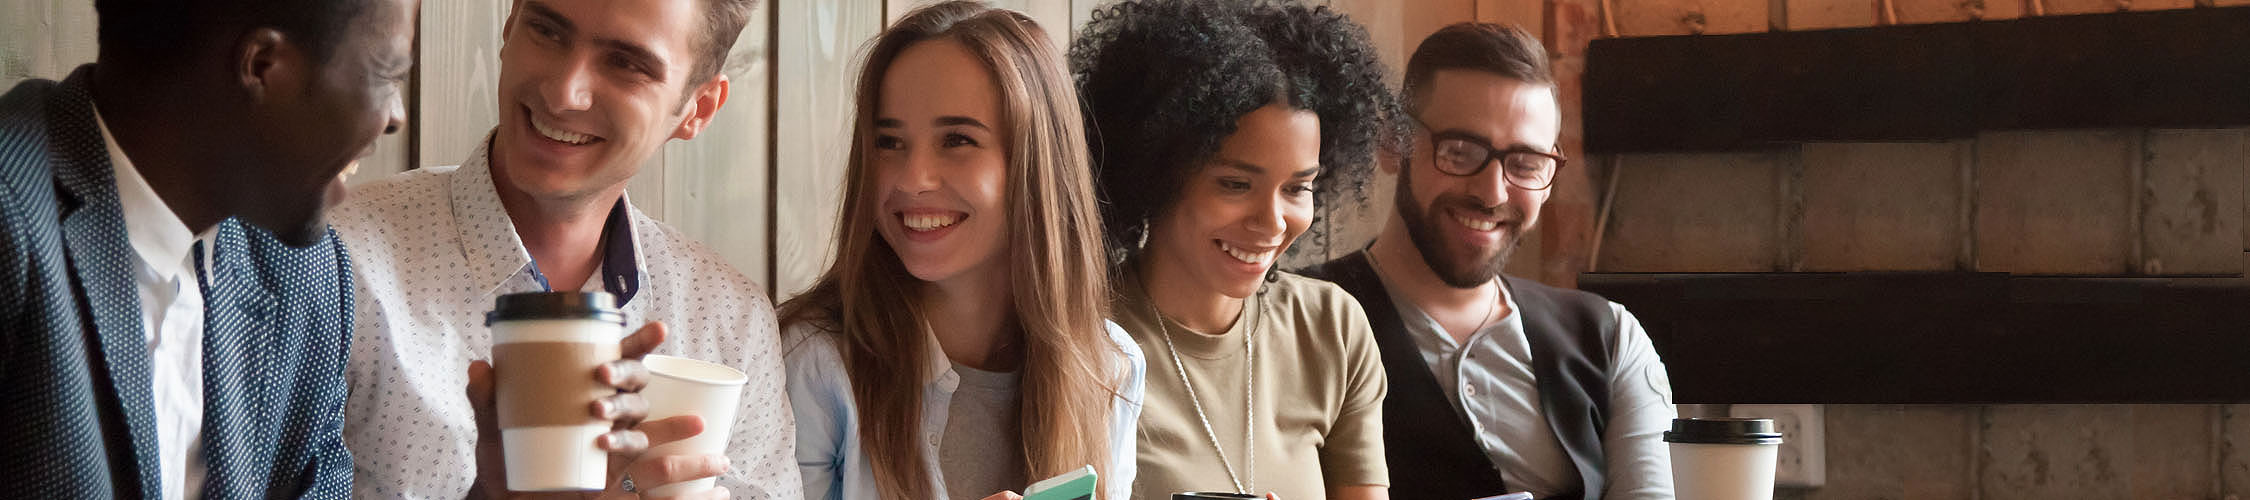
[466,360,497,430]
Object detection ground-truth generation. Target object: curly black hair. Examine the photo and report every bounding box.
[1070,0,1406,265]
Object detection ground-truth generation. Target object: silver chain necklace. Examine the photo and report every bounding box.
[1145,274,1258,495]
[1366,250,1499,336]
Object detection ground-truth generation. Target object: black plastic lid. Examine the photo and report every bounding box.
[485,291,624,326]
[1663,417,1784,445]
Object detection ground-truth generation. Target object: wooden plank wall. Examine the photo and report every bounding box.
[2,0,1581,295]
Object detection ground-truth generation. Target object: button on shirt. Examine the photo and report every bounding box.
[1383,277,1676,500]
[331,137,802,499]
[98,109,212,500]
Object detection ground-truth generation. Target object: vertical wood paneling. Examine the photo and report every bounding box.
[418,1,512,168]
[660,1,776,292]
[0,2,412,187]
[774,0,886,298]
[1,0,97,84]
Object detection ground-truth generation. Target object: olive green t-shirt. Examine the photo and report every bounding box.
[1115,271,1390,500]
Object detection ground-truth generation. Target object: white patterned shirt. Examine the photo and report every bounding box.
[97,105,212,500]
[330,137,802,499]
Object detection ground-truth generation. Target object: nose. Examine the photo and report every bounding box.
[539,53,596,114]
[382,87,406,135]
[895,144,942,194]
[1467,157,1513,208]
[1244,189,1287,239]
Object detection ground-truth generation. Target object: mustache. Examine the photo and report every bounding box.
[1431,193,1523,223]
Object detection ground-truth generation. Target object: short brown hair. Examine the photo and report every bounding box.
[1402,22,1552,115]
[690,0,758,84]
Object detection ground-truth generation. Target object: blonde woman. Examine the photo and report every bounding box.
[780,2,1144,500]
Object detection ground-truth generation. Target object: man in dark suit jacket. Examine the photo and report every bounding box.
[0,0,415,497]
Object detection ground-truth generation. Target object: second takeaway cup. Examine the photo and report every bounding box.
[1666,417,1784,500]
[636,354,750,496]
[488,292,625,492]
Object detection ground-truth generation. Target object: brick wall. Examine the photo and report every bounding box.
[1776,405,2250,500]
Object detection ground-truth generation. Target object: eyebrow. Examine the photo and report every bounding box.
[522,2,669,82]
[872,116,992,130]
[1434,129,1556,155]
[1215,157,1321,178]
[594,38,669,81]
[522,2,575,36]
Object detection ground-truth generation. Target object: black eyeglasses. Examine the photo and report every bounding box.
[1414,119,1567,190]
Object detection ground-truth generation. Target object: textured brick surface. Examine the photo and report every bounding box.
[1600,152,1786,272]
[1892,0,2023,23]
[2140,129,2247,275]
[1800,142,1967,271]
[1791,405,1978,500]
[1785,0,1878,29]
[2222,405,2250,496]
[1980,405,2134,500]
[1973,131,2136,274]
[2127,405,2217,500]
[1612,0,1770,36]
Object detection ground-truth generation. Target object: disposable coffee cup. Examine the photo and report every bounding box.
[488,292,626,492]
[1665,417,1784,500]
[636,354,750,497]
[1173,493,1262,500]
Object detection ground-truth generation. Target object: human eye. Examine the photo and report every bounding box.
[942,133,980,148]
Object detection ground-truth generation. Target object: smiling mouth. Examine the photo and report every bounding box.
[528,109,601,145]
[1217,241,1277,265]
[1453,212,1502,231]
[902,212,964,232]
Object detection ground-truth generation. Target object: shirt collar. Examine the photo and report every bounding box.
[96,105,198,282]
[453,134,645,304]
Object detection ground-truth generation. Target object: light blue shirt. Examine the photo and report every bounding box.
[785,319,1147,500]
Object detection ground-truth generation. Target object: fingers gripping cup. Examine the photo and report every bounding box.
[1665,417,1785,500]
[636,355,750,497]
[488,292,626,492]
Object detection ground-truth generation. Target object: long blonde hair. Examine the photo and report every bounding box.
[777,2,1120,499]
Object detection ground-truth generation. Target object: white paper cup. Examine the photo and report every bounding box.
[636,354,750,496]
[488,292,625,492]
[1666,418,1783,500]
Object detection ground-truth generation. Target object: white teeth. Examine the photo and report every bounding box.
[903,213,962,231]
[1454,213,1500,231]
[531,115,595,145]
[1217,241,1274,265]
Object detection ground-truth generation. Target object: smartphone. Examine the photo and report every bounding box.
[1472,493,1535,500]
[1023,465,1098,500]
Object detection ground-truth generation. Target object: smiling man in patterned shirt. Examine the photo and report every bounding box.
[326,0,800,498]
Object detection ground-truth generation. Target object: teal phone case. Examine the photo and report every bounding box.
[1023,465,1098,500]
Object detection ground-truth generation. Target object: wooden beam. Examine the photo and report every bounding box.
[1584,6,2250,153]
[1582,272,2250,403]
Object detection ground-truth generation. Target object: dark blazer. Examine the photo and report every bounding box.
[0,65,355,499]
[1304,251,1618,500]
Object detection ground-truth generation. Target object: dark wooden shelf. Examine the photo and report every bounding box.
[1583,7,2250,154]
[1578,272,2250,403]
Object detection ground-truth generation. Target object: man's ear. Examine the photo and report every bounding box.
[234,28,302,104]
[670,74,730,141]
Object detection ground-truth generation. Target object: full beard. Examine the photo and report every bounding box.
[1395,164,1523,288]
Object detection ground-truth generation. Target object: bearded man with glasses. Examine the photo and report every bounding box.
[1305,22,1678,500]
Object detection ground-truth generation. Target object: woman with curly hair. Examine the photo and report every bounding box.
[781,2,1145,500]
[1071,1,1404,499]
